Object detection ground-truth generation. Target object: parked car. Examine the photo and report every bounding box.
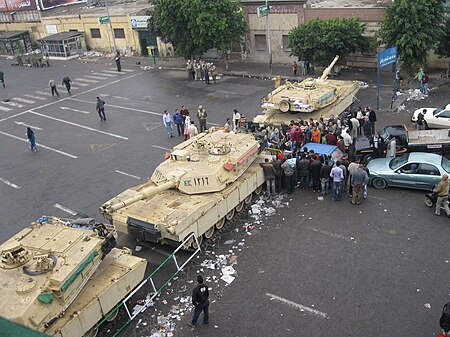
[367,152,450,190]
[411,104,450,129]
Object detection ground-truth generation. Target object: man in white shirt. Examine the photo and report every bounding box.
[187,121,199,139]
[232,109,241,130]
[162,110,173,138]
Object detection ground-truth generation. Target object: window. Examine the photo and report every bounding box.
[254,34,266,51]
[69,29,78,32]
[90,28,101,39]
[31,27,38,33]
[417,163,440,176]
[282,35,290,51]
[437,110,450,118]
[114,28,125,39]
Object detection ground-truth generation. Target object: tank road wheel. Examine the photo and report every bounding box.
[215,218,225,230]
[225,208,235,221]
[105,307,119,322]
[279,100,290,113]
[244,193,253,204]
[372,178,387,190]
[83,327,98,337]
[235,201,245,212]
[192,235,203,249]
[254,185,263,195]
[204,226,215,239]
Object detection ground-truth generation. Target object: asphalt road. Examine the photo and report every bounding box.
[0,57,449,337]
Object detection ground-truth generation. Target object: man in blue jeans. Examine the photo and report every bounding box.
[162,110,173,138]
[330,160,344,202]
[189,275,209,327]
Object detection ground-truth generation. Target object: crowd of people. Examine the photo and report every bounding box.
[254,106,379,204]
[186,59,218,84]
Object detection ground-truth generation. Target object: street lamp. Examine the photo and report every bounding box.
[265,0,272,74]
[104,0,117,52]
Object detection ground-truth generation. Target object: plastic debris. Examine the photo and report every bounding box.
[135,245,142,252]
[359,81,369,89]
[424,303,431,309]
[221,274,235,284]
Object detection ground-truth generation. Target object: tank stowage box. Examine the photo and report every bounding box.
[0,217,147,337]
[100,131,269,248]
[255,55,360,126]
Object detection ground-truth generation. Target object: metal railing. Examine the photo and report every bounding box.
[96,233,201,336]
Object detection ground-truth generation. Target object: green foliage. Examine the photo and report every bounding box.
[379,0,446,72]
[153,0,247,58]
[288,18,370,67]
[436,15,450,58]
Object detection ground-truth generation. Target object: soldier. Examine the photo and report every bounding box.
[197,105,208,133]
[209,63,217,84]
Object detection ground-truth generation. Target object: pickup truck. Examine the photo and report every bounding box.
[354,125,450,163]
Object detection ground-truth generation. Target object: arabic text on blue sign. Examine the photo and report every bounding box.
[378,47,398,68]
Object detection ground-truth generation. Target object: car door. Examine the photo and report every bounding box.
[434,110,450,128]
[415,163,441,189]
[390,163,420,188]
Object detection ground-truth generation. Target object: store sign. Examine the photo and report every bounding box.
[130,16,150,29]
[0,0,37,11]
[39,0,86,11]
[98,15,110,24]
[257,5,268,17]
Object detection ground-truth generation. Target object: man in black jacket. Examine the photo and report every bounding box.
[189,275,209,327]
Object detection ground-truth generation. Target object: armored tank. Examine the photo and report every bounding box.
[0,216,147,337]
[254,55,360,126]
[100,130,268,248]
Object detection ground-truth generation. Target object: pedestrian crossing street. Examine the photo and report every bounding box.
[0,68,135,113]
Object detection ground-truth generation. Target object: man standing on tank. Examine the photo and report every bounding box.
[189,275,209,328]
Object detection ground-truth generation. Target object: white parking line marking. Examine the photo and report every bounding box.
[0,111,28,123]
[70,86,80,90]
[83,75,109,81]
[2,101,24,107]
[35,91,53,96]
[14,121,43,130]
[74,82,89,87]
[53,203,77,215]
[306,227,356,243]
[109,68,134,72]
[0,130,78,158]
[152,145,171,151]
[103,70,127,74]
[29,110,128,140]
[0,177,21,189]
[112,95,129,100]
[60,106,90,114]
[93,72,116,77]
[115,170,141,180]
[24,94,46,101]
[266,293,329,319]
[0,105,13,112]
[68,98,160,116]
[13,97,35,104]
[74,78,98,83]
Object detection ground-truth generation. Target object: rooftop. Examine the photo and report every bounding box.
[40,0,152,18]
[39,31,84,41]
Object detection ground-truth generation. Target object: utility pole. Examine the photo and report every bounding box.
[265,0,272,74]
[104,0,117,52]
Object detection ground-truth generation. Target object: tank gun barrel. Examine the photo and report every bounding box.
[319,55,339,80]
[100,181,176,215]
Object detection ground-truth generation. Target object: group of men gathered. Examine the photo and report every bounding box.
[186,59,218,84]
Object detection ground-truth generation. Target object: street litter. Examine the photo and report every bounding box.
[406,88,427,101]
[221,274,235,284]
[135,245,142,252]
[222,266,236,276]
[359,81,369,89]
[424,303,431,309]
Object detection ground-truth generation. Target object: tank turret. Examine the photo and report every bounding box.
[259,54,359,115]
[100,131,260,216]
[100,130,268,248]
[0,216,146,337]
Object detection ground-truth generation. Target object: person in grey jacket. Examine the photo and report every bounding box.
[351,164,369,205]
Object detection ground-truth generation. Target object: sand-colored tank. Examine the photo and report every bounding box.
[0,216,147,337]
[254,55,360,126]
[100,130,269,248]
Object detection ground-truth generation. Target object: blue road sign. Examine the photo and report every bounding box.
[378,47,398,68]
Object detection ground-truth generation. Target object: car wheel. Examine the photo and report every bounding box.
[372,178,387,190]
[423,121,429,130]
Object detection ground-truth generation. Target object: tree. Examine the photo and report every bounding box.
[152,0,247,67]
[436,14,450,77]
[379,0,446,74]
[288,18,371,69]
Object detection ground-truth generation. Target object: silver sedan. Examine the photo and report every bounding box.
[367,152,450,190]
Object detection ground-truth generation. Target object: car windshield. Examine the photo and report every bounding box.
[389,154,410,170]
[442,157,450,173]
[433,108,443,116]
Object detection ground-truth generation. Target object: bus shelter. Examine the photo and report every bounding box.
[40,31,86,60]
[0,31,32,56]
